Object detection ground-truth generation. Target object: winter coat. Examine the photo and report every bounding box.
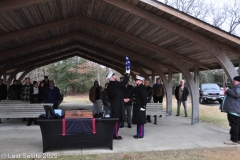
[107,73,129,121]
[101,89,110,107]
[175,85,189,101]
[0,83,7,100]
[132,83,147,125]
[145,85,152,102]
[152,83,165,97]
[220,84,240,114]
[8,84,21,100]
[89,85,102,103]
[43,86,61,105]
[123,84,134,106]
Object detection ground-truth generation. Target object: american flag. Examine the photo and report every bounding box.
[126,57,130,71]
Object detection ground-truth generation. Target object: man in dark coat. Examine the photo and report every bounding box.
[107,57,131,140]
[107,70,129,140]
[220,76,240,145]
[8,79,21,100]
[175,80,189,117]
[0,78,8,101]
[0,78,7,123]
[132,75,147,139]
[43,80,61,109]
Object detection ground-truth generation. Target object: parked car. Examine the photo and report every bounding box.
[199,83,224,104]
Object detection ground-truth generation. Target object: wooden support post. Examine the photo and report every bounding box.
[192,65,200,125]
[167,69,172,116]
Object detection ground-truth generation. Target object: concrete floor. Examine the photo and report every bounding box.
[0,102,234,158]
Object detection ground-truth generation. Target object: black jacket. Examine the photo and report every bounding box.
[107,73,129,121]
[8,84,21,100]
[0,83,7,100]
[132,83,147,125]
[175,85,189,101]
[102,89,110,107]
[145,85,152,102]
[123,84,134,106]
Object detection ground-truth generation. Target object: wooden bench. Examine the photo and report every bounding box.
[0,103,53,118]
[0,100,29,104]
[146,103,167,125]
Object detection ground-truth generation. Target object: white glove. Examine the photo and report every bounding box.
[126,57,130,74]
[140,108,145,111]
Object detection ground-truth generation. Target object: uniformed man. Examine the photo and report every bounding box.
[132,75,147,139]
[106,57,131,140]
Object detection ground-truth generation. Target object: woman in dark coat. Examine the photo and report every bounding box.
[132,75,147,139]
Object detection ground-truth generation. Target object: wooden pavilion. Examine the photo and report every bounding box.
[1,0,240,124]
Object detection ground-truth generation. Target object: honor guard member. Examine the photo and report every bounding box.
[132,75,147,139]
[106,57,131,140]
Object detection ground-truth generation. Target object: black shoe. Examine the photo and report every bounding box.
[148,120,152,123]
[120,124,124,128]
[128,125,132,128]
[6,118,9,120]
[133,135,143,139]
[27,123,31,126]
[113,136,123,140]
[185,115,188,117]
[23,118,26,121]
[176,114,179,116]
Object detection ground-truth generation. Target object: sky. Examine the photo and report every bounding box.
[157,0,240,36]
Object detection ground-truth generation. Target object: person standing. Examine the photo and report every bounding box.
[152,78,165,103]
[43,80,61,109]
[123,81,134,128]
[20,77,33,102]
[8,79,21,100]
[89,80,102,116]
[175,80,189,117]
[101,83,111,117]
[132,75,147,139]
[220,76,240,145]
[107,57,130,140]
[27,81,41,126]
[145,79,153,122]
[41,76,50,87]
[0,78,7,123]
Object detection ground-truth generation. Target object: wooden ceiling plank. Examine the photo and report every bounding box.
[41,2,53,22]
[21,7,38,26]
[0,12,21,30]
[67,0,74,17]
[48,0,59,20]
[60,0,68,19]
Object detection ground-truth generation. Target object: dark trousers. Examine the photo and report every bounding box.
[153,96,163,103]
[227,113,240,142]
[113,121,120,138]
[125,105,132,125]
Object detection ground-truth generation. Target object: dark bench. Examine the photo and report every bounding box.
[37,118,118,152]
[146,103,167,124]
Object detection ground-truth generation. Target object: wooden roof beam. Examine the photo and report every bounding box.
[0,32,78,59]
[0,0,50,12]
[0,16,79,43]
[77,31,179,72]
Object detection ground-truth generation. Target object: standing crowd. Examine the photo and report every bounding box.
[0,76,61,125]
